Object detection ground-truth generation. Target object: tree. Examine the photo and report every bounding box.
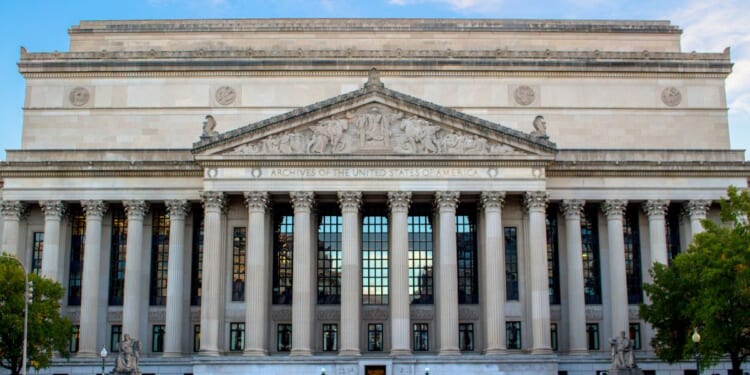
[0,254,73,375]
[640,186,750,374]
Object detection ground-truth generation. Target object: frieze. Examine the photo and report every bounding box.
[149,310,166,321]
[629,307,640,320]
[271,308,292,321]
[585,307,603,321]
[458,306,480,320]
[316,309,340,321]
[362,307,389,320]
[410,307,434,320]
[108,311,123,322]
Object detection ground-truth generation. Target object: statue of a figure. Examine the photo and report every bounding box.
[530,115,548,139]
[610,331,636,369]
[113,334,141,375]
[202,115,219,138]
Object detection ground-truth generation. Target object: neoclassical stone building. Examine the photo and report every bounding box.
[0,19,748,375]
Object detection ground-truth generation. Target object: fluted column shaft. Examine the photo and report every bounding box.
[686,200,711,239]
[122,200,149,341]
[0,201,25,258]
[644,200,670,266]
[562,200,588,354]
[199,192,225,355]
[338,192,362,356]
[388,192,411,356]
[480,192,506,354]
[436,191,460,355]
[244,192,270,356]
[79,201,107,357]
[40,201,65,282]
[525,192,552,353]
[290,192,315,356]
[604,200,629,337]
[164,200,189,356]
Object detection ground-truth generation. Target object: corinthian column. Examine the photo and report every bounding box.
[40,201,65,282]
[199,191,225,355]
[388,191,411,356]
[164,200,189,356]
[122,200,149,342]
[480,192,506,355]
[603,200,629,337]
[338,191,362,356]
[290,192,315,356]
[561,200,587,355]
[0,201,26,258]
[435,191,460,355]
[244,192,270,356]
[78,200,107,357]
[643,200,670,265]
[686,200,711,239]
[525,191,552,354]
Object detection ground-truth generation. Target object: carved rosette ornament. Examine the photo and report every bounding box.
[480,191,506,210]
[514,85,536,106]
[200,191,226,211]
[661,87,682,107]
[685,200,711,217]
[165,200,190,219]
[0,201,26,218]
[290,192,315,211]
[643,200,669,217]
[244,192,270,212]
[39,200,66,218]
[337,191,362,212]
[524,191,549,212]
[123,200,149,218]
[602,200,628,219]
[387,191,411,212]
[435,191,460,210]
[561,200,585,219]
[81,200,107,217]
[69,87,90,106]
[215,86,237,106]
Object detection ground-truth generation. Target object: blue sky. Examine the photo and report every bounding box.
[1,0,747,159]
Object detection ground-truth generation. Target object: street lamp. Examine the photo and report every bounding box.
[425,367,430,375]
[320,367,326,375]
[100,347,108,375]
[692,327,701,375]
[1,254,30,375]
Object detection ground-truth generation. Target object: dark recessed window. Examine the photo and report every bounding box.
[362,208,389,305]
[273,206,293,305]
[459,323,474,351]
[409,206,433,305]
[68,211,85,306]
[231,227,246,302]
[547,205,561,305]
[624,206,643,304]
[108,207,127,306]
[277,324,292,352]
[31,232,43,275]
[149,207,169,306]
[506,321,521,350]
[152,325,165,352]
[110,325,122,352]
[587,323,600,350]
[367,323,384,352]
[582,205,602,305]
[505,227,519,301]
[629,322,642,350]
[412,323,429,351]
[229,322,245,351]
[317,206,342,305]
[457,208,478,304]
[322,324,338,352]
[190,208,204,306]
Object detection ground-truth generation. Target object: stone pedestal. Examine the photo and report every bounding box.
[610,368,643,375]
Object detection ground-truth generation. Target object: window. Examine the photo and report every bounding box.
[459,323,474,351]
[587,323,600,350]
[273,206,293,305]
[367,323,384,352]
[362,210,389,305]
[109,207,127,306]
[193,325,200,352]
[152,325,165,352]
[506,321,521,350]
[666,203,682,264]
[229,322,244,351]
[111,325,122,352]
[70,325,80,353]
[317,207,342,304]
[629,323,642,350]
[322,324,338,352]
[547,205,561,305]
[277,324,292,352]
[550,323,558,351]
[68,211,85,306]
[505,227,519,301]
[149,207,170,306]
[31,232,43,275]
[408,207,433,304]
[412,323,429,351]
[624,206,643,304]
[457,209,478,304]
[581,205,602,304]
[231,227,246,302]
[190,208,204,306]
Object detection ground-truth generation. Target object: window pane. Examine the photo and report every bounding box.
[193,325,200,352]
[629,323,642,350]
[506,321,521,350]
[665,203,682,263]
[70,325,80,353]
[229,322,245,351]
[322,324,338,351]
[546,205,561,305]
[362,211,389,305]
[409,207,433,305]
[109,207,127,306]
[459,323,474,351]
[31,232,44,275]
[317,207,342,304]
[232,227,246,302]
[505,227,519,301]
[582,205,602,304]
[412,323,429,351]
[456,210,478,304]
[149,207,170,306]
[190,208,204,306]
[110,325,122,352]
[152,325,165,352]
[273,206,294,305]
[68,211,86,306]
[624,206,643,304]
[277,324,292,352]
[587,323,600,350]
[367,323,384,352]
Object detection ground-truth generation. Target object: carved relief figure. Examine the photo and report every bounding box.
[308,118,349,153]
[400,116,439,153]
[530,115,548,139]
[202,115,219,138]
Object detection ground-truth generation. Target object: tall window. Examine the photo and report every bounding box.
[31,232,43,275]
[629,323,642,350]
[362,209,389,305]
[149,207,169,306]
[231,227,246,302]
[456,208,478,304]
[229,323,245,351]
[505,227,519,301]
[68,211,85,306]
[412,323,429,351]
[459,323,474,351]
[110,325,122,352]
[152,325,165,352]
[70,325,80,353]
[587,323,600,350]
[550,323,559,351]
[317,207,342,304]
[546,205,561,305]
[193,325,200,352]
[109,207,127,306]
[624,206,643,304]
[322,324,338,352]
[506,321,521,350]
[277,324,292,352]
[666,204,682,264]
[409,206,433,304]
[190,208,204,306]
[367,323,384,352]
[581,205,602,304]
[273,206,293,305]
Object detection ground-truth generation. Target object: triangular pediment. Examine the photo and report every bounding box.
[193,71,557,159]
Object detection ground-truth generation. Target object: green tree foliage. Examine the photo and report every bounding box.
[640,186,750,373]
[0,254,73,375]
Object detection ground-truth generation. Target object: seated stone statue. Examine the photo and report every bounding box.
[113,334,141,375]
[610,331,636,369]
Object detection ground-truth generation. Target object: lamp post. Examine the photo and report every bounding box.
[100,347,108,375]
[692,327,701,375]
[425,367,430,375]
[1,255,30,375]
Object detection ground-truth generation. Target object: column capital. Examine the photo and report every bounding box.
[435,191,460,211]
[685,200,711,217]
[39,200,66,218]
[0,201,26,219]
[123,200,149,218]
[337,191,362,212]
[561,199,585,219]
[387,191,411,212]
[480,191,506,210]
[643,200,670,217]
[524,191,549,211]
[602,200,628,219]
[290,191,314,211]
[81,200,107,217]
[201,191,226,211]
[244,192,270,212]
[165,200,191,219]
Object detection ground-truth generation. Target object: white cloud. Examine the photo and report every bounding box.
[387,0,504,13]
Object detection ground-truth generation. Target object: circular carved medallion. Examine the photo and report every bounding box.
[215,86,237,106]
[69,87,90,106]
[661,87,682,107]
[514,85,536,106]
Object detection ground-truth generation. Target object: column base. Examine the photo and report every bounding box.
[243,349,268,356]
[289,348,312,356]
[163,351,184,358]
[75,351,97,358]
[532,347,553,355]
[483,348,507,355]
[338,349,361,356]
[438,348,461,356]
[199,349,221,356]
[568,348,589,355]
[390,348,412,357]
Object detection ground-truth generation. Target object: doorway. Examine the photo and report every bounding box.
[365,365,386,375]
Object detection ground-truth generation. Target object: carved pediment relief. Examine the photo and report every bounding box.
[227,104,528,156]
